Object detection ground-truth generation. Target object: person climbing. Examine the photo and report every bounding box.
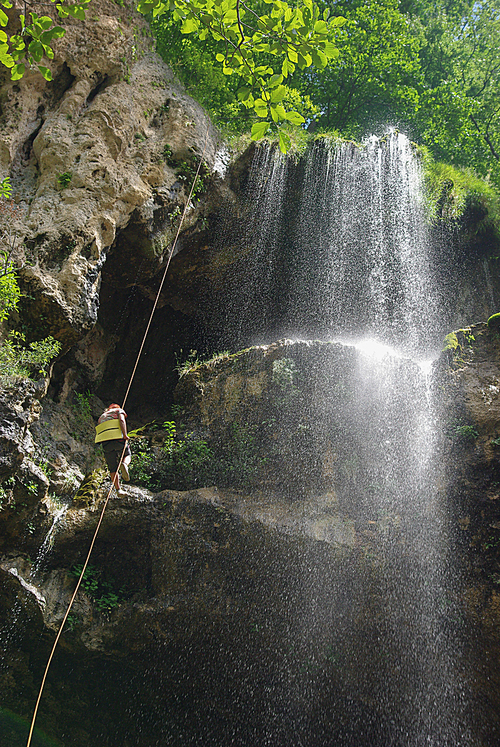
[95,403,132,495]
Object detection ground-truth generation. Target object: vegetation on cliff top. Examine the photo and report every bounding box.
[154,0,500,192]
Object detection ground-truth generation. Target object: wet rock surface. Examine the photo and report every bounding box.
[1,336,499,745]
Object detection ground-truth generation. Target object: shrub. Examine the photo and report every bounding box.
[130,421,214,491]
[0,331,61,383]
[69,563,126,613]
[0,270,20,321]
[129,419,266,492]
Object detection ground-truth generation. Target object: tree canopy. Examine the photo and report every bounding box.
[1,0,500,179]
[153,0,500,185]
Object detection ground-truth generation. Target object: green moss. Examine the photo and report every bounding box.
[73,469,108,507]
[423,156,500,236]
[442,332,459,351]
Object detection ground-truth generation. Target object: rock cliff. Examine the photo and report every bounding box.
[0,3,499,746]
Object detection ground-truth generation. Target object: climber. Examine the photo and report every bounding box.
[95,403,132,495]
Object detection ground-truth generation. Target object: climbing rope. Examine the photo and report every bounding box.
[25,123,211,747]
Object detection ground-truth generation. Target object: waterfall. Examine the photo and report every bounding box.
[289,134,439,355]
[0,504,68,665]
[238,133,472,745]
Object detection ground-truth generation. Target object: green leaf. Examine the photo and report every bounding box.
[322,41,338,58]
[270,85,286,103]
[216,53,225,62]
[0,44,14,68]
[330,16,346,27]
[237,86,252,101]
[0,176,11,198]
[278,130,291,153]
[311,49,327,68]
[38,65,52,81]
[29,40,44,63]
[251,121,270,140]
[65,5,86,20]
[297,53,310,69]
[37,15,53,30]
[42,25,65,41]
[0,28,5,42]
[268,73,283,88]
[0,7,7,25]
[314,20,328,33]
[10,62,25,80]
[181,17,198,33]
[270,102,286,122]
[285,110,305,125]
[136,0,160,12]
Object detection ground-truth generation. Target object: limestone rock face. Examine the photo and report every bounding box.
[1,0,224,346]
[435,322,500,737]
[174,339,429,509]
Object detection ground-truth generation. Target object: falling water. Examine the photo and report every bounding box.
[288,134,439,355]
[235,133,473,744]
[225,145,289,345]
[0,504,68,665]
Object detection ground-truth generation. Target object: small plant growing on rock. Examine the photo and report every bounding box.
[57,172,72,189]
[272,357,298,391]
[72,390,93,420]
[70,564,126,613]
[175,158,209,200]
[447,422,479,443]
[129,420,214,491]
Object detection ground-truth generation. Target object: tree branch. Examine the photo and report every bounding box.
[470,112,500,160]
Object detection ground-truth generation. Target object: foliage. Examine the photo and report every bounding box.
[0,177,11,199]
[173,157,209,200]
[404,0,500,188]
[0,195,24,322]
[69,563,126,613]
[271,356,297,390]
[423,156,500,235]
[0,269,20,321]
[139,0,345,151]
[0,331,61,382]
[175,348,231,377]
[130,418,266,490]
[447,422,479,443]
[214,421,266,488]
[72,390,93,420]
[57,172,72,189]
[0,0,91,81]
[298,0,421,137]
[0,195,28,276]
[130,420,214,490]
[0,190,61,383]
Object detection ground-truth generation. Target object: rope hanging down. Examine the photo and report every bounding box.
[25,124,211,747]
